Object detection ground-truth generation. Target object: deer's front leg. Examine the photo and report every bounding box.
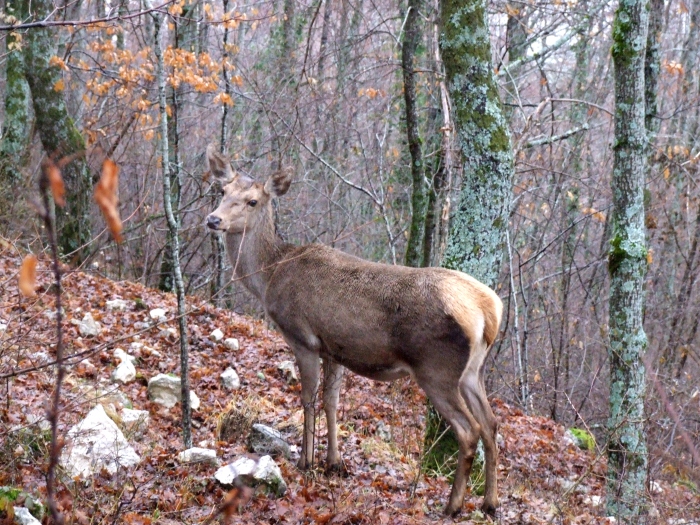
[322,359,345,472]
[295,349,320,470]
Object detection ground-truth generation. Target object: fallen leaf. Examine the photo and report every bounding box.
[94,158,123,242]
[18,254,38,297]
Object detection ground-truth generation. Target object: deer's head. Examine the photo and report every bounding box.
[205,145,292,234]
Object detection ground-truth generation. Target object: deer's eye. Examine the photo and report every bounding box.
[247,200,258,207]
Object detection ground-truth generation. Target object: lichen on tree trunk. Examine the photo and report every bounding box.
[606,0,650,520]
[0,0,31,189]
[23,0,91,259]
[423,0,513,481]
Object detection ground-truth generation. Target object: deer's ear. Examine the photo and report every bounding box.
[263,167,292,197]
[206,144,236,185]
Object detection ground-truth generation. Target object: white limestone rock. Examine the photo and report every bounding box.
[190,391,201,410]
[220,368,240,390]
[224,338,240,351]
[78,313,101,337]
[178,447,219,466]
[149,308,167,322]
[147,374,181,408]
[277,361,298,384]
[13,507,41,525]
[111,360,136,384]
[147,374,200,410]
[106,299,129,311]
[60,404,140,478]
[210,329,224,342]
[214,455,287,497]
[121,408,150,437]
[248,424,291,459]
[114,348,136,364]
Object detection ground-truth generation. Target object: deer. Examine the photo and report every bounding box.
[205,145,504,516]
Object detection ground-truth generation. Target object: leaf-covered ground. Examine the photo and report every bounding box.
[0,244,698,524]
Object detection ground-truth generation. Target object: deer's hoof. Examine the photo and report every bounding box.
[481,500,497,516]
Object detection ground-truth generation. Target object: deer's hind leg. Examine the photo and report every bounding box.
[417,372,481,517]
[460,341,499,514]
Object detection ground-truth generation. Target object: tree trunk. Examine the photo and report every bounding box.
[0,0,31,189]
[153,10,192,449]
[440,0,514,286]
[23,0,92,260]
[606,0,650,519]
[403,0,429,268]
[423,0,514,478]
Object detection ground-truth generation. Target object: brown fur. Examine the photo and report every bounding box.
[205,147,504,515]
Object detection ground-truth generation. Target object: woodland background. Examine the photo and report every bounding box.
[0,0,699,520]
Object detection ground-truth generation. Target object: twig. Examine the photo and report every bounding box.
[39,162,66,525]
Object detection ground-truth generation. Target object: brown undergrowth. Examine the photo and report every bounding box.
[0,244,697,524]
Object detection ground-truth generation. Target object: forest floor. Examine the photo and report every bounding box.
[0,243,698,524]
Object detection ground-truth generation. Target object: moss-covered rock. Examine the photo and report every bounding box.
[567,428,596,451]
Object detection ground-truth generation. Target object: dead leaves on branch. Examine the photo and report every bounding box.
[39,154,123,243]
[94,158,123,243]
[41,158,66,208]
[18,254,38,297]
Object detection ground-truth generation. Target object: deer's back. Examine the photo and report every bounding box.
[264,244,502,379]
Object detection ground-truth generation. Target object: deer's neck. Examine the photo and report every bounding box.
[225,221,289,303]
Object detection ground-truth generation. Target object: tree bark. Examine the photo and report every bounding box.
[0,0,31,188]
[23,0,92,260]
[606,0,650,519]
[423,0,514,477]
[440,0,514,286]
[153,9,192,449]
[402,0,429,268]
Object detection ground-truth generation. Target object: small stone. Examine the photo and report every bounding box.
[224,338,240,351]
[220,368,240,390]
[26,414,51,432]
[257,371,266,381]
[214,455,287,497]
[277,361,298,384]
[121,408,150,436]
[78,313,101,337]
[44,308,65,320]
[190,391,200,410]
[133,321,149,330]
[178,447,219,466]
[149,308,167,321]
[111,359,136,384]
[13,507,41,525]
[147,374,199,409]
[210,329,224,342]
[106,299,129,311]
[583,495,602,507]
[649,480,663,494]
[0,322,7,332]
[148,374,181,408]
[248,424,291,459]
[376,420,392,442]
[159,327,178,339]
[130,342,144,352]
[114,348,136,364]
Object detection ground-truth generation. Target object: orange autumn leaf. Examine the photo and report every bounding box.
[19,254,38,298]
[42,158,66,207]
[94,158,123,242]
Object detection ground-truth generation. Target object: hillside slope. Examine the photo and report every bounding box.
[0,245,697,524]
